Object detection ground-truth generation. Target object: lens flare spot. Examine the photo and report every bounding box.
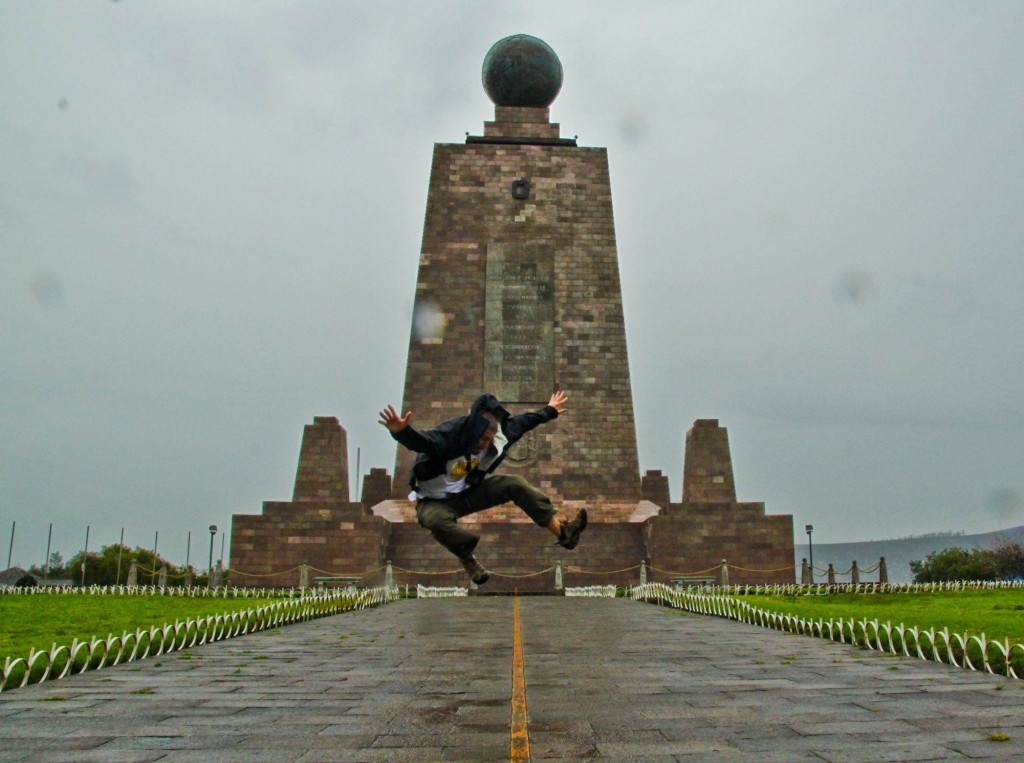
[987,488,1023,519]
[29,272,65,307]
[835,268,876,306]
[412,301,446,344]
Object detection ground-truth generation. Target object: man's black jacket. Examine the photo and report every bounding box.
[391,393,558,490]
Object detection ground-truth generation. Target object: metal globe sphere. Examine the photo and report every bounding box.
[482,34,563,108]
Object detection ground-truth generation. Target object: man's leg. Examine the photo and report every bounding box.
[416,499,490,585]
[416,499,479,558]
[462,475,588,549]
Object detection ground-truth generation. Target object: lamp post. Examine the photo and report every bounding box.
[805,524,814,580]
[208,525,217,587]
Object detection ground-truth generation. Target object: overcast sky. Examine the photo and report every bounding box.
[3,1,1022,570]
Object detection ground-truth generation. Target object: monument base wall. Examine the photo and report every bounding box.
[384,520,648,594]
[231,501,389,588]
[644,502,795,585]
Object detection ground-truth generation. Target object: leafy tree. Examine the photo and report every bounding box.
[30,545,200,587]
[909,547,996,583]
[28,552,69,581]
[989,538,1024,580]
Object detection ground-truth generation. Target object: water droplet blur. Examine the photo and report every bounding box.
[987,488,1023,520]
[29,272,65,307]
[618,113,649,145]
[412,301,446,343]
[835,268,875,306]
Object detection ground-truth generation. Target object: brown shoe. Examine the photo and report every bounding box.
[557,508,588,550]
[460,554,491,585]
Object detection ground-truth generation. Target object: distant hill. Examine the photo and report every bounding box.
[792,525,1024,584]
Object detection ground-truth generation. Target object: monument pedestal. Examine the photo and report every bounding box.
[229,37,795,591]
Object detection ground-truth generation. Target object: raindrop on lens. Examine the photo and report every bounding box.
[412,301,446,343]
[30,272,65,306]
[835,268,875,306]
[987,488,1023,519]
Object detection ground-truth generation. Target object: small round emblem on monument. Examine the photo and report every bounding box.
[482,34,563,108]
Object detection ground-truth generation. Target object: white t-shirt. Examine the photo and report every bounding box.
[411,430,508,500]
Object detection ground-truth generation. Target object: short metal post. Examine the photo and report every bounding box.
[80,525,90,586]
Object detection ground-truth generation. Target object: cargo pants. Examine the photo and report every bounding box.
[415,474,557,559]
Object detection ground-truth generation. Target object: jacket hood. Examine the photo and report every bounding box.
[463,393,510,450]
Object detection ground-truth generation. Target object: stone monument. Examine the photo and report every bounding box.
[229,35,795,590]
[230,417,388,587]
[391,33,640,507]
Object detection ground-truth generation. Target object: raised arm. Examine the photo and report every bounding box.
[378,404,412,434]
[378,404,448,455]
[502,390,568,441]
[547,390,568,415]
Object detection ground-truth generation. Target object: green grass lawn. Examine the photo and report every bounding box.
[0,595,283,667]
[738,589,1024,644]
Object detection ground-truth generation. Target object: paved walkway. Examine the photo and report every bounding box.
[1,597,1022,762]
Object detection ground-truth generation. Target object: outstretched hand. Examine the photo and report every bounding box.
[548,390,569,415]
[378,405,412,434]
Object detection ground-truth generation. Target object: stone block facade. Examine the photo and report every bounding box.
[230,417,386,588]
[644,503,794,586]
[229,102,796,590]
[683,419,737,503]
[293,417,349,502]
[645,419,794,585]
[231,501,389,588]
[392,105,640,504]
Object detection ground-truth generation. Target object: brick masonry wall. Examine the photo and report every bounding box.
[682,419,737,503]
[230,101,798,589]
[385,520,646,594]
[293,417,349,502]
[231,501,389,588]
[641,469,671,509]
[645,503,795,585]
[392,106,640,504]
[360,467,392,510]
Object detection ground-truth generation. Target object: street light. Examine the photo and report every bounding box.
[805,524,814,580]
[208,525,217,587]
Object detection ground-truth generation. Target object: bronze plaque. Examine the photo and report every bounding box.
[484,243,554,401]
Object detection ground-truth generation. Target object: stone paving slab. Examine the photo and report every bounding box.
[0,597,1022,761]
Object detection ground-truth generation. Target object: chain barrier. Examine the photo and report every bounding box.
[307,565,387,577]
[493,566,556,579]
[389,565,463,576]
[230,567,302,579]
[0,586,400,693]
[627,582,1024,680]
[566,564,641,575]
[134,564,191,580]
[648,563,722,576]
[728,563,797,573]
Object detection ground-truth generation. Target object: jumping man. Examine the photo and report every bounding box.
[378,390,588,585]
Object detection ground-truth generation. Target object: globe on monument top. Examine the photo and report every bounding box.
[482,34,563,108]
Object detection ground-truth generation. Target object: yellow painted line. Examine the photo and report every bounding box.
[510,594,531,762]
